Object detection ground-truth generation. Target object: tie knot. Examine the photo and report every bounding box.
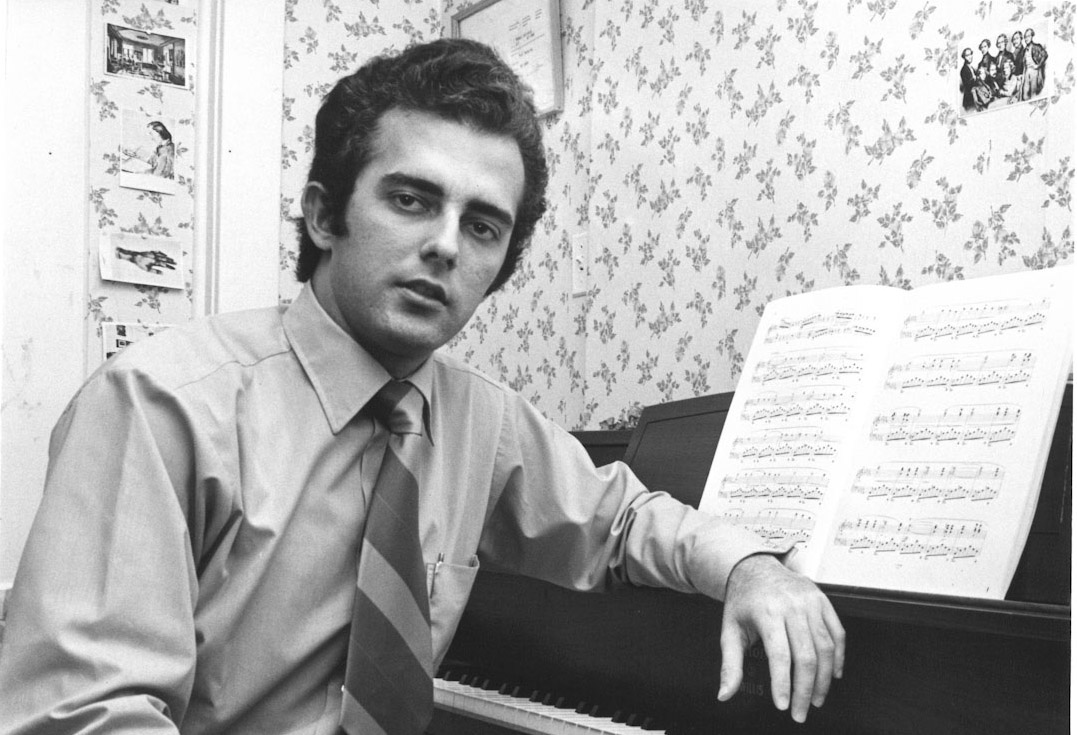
[368,380,422,436]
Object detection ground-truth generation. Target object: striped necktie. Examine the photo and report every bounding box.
[341,380,433,735]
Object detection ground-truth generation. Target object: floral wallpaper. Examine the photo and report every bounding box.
[84,0,200,374]
[279,0,1074,430]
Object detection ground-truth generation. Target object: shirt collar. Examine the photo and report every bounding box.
[283,285,434,438]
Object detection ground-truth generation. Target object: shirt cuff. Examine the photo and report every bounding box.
[684,514,795,601]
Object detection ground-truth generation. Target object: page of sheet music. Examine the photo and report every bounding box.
[700,267,1072,598]
[699,285,908,575]
[815,268,1072,598]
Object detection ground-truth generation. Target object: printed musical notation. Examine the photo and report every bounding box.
[902,297,1049,342]
[885,350,1034,391]
[717,468,829,502]
[720,508,816,548]
[729,427,839,461]
[765,311,878,344]
[752,349,864,385]
[741,387,852,423]
[833,514,986,561]
[850,462,1003,503]
[870,403,1021,446]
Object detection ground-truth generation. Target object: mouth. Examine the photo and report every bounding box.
[400,279,449,306]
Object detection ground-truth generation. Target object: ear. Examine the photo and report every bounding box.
[300,181,337,253]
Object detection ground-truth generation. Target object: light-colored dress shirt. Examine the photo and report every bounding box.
[0,285,773,734]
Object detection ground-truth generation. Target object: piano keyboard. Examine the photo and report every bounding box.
[434,673,666,734]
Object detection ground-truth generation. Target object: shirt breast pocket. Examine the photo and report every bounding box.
[426,555,479,668]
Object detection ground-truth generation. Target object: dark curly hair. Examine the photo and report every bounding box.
[294,38,549,295]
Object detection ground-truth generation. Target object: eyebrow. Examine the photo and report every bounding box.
[382,172,516,230]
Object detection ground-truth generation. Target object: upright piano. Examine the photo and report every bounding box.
[430,388,1071,735]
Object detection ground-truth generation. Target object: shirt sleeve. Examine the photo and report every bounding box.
[478,391,777,602]
[0,367,198,733]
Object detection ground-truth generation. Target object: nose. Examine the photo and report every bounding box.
[419,214,459,268]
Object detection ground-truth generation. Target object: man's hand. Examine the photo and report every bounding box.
[716,553,845,723]
[116,247,178,275]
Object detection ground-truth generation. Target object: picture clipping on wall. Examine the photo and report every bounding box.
[105,23,190,89]
[99,232,185,290]
[119,109,180,195]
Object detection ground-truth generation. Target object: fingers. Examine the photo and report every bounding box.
[759,623,793,715]
[717,618,747,702]
[785,614,818,722]
[764,595,844,723]
[824,602,846,680]
[719,556,845,723]
[806,609,835,710]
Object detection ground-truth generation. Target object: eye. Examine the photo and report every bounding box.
[466,220,501,242]
[391,191,427,212]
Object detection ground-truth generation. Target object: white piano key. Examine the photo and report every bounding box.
[434,676,664,734]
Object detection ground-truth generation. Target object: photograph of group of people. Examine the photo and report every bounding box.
[960,23,1048,114]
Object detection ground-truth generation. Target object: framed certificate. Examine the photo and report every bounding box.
[449,0,564,117]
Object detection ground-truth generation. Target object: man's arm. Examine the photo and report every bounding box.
[0,369,198,733]
[478,391,843,723]
[717,553,845,723]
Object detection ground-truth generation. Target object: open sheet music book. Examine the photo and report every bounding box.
[699,267,1073,599]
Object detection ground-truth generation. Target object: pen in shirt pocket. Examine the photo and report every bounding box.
[429,552,444,596]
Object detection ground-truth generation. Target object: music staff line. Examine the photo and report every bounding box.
[833,515,987,561]
[718,468,830,502]
[886,350,1034,391]
[741,387,853,424]
[851,462,1003,504]
[870,403,1022,446]
[765,311,878,345]
[729,427,840,461]
[720,508,817,547]
[902,297,1049,342]
[752,349,864,385]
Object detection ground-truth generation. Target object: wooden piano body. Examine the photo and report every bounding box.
[431,388,1071,734]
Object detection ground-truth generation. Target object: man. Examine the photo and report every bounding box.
[1021,27,1048,98]
[994,33,1014,88]
[976,37,995,76]
[1009,30,1026,98]
[0,39,843,734]
[960,47,977,110]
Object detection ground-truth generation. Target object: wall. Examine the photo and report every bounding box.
[1,0,285,585]
[276,0,1074,431]
[3,1,93,585]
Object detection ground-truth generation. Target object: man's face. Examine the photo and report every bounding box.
[310,108,524,377]
[997,35,1008,51]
